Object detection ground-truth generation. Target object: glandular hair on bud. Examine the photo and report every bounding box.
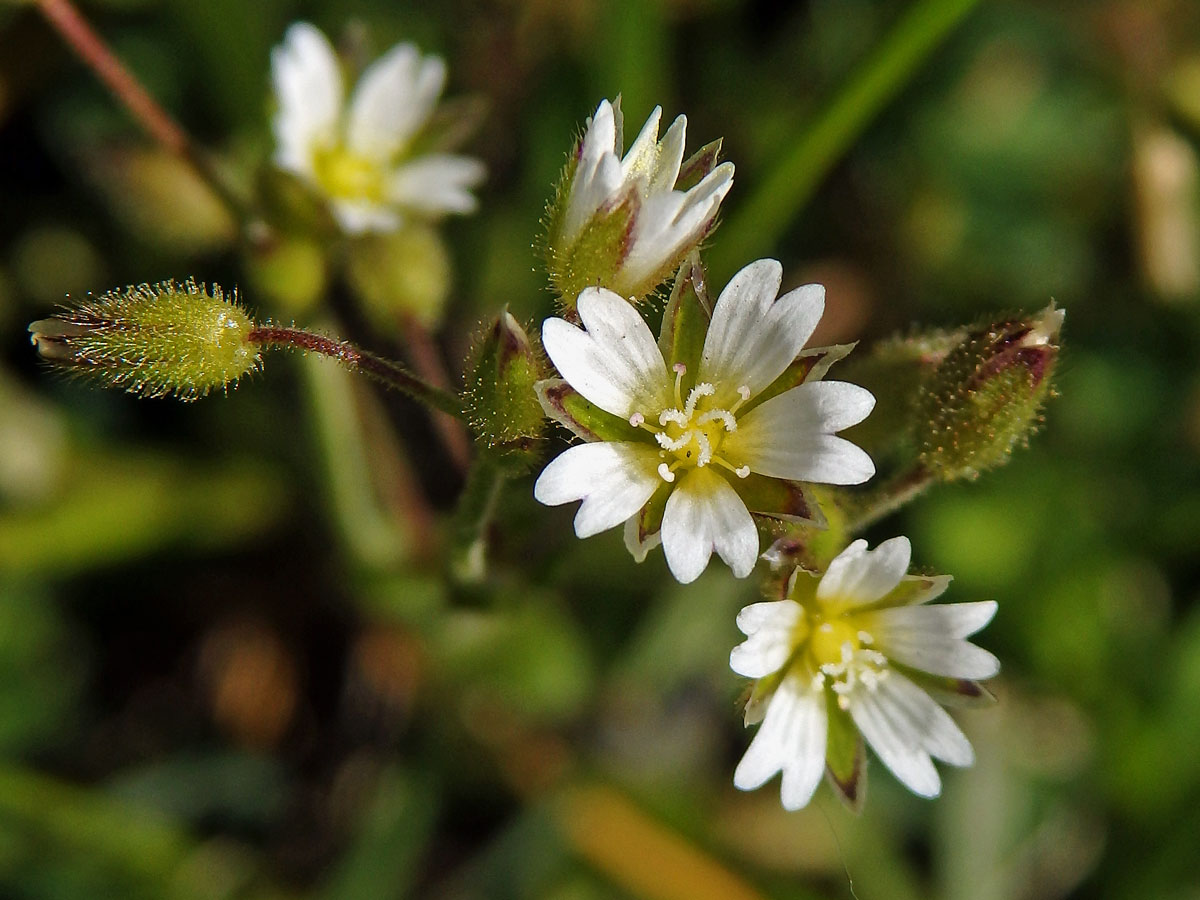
[29,280,261,401]
[463,311,547,471]
[916,303,1064,481]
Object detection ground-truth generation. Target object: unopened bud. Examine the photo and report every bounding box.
[916,303,1064,481]
[29,281,260,400]
[463,311,547,471]
[543,99,733,308]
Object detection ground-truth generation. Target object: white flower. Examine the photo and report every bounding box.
[550,98,735,299]
[730,537,1000,810]
[271,22,484,234]
[534,258,875,584]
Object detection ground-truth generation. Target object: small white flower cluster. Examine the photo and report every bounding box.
[271,23,484,234]
[533,101,1002,810]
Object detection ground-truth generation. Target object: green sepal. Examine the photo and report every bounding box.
[625,484,669,561]
[747,342,857,412]
[737,475,826,528]
[535,378,644,443]
[895,664,997,709]
[547,188,639,310]
[657,255,711,379]
[463,311,548,471]
[824,695,867,813]
[675,138,724,191]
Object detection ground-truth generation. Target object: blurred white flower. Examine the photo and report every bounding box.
[548,98,734,300]
[271,22,484,234]
[731,537,999,810]
[534,258,874,584]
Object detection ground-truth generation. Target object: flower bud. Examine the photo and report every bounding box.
[543,99,733,308]
[916,303,1064,481]
[29,281,260,400]
[463,311,547,471]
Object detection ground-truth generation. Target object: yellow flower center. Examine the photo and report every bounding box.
[313,145,386,204]
[629,364,753,483]
[808,618,861,669]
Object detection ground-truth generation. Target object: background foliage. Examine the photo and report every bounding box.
[2,0,1199,898]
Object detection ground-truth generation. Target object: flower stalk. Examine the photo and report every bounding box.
[36,0,253,227]
[246,326,464,419]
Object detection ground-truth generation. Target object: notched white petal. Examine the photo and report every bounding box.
[700,260,825,401]
[734,678,827,811]
[726,382,875,484]
[660,468,758,584]
[533,442,661,538]
[818,536,910,605]
[541,287,671,419]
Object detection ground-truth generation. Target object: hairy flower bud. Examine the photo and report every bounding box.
[29,281,260,400]
[916,303,1064,481]
[543,99,733,308]
[463,311,547,470]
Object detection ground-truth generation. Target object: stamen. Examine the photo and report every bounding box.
[729,385,752,413]
[734,465,750,478]
[672,363,686,408]
[657,462,676,483]
[629,412,644,427]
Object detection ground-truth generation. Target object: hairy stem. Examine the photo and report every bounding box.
[843,463,935,535]
[248,326,466,420]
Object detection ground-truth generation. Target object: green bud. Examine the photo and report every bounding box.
[346,226,451,331]
[463,311,548,470]
[916,303,1064,481]
[29,281,260,401]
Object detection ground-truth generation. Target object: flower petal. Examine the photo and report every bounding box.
[271,23,343,174]
[725,382,875,483]
[347,43,445,161]
[877,672,974,766]
[329,199,400,234]
[867,603,1000,679]
[389,154,485,215]
[661,467,758,583]
[818,537,910,606]
[619,163,733,291]
[542,287,671,419]
[734,676,827,811]
[534,441,661,538]
[649,114,687,193]
[559,100,623,246]
[847,680,940,798]
[620,105,663,181]
[730,601,803,678]
[699,260,824,404]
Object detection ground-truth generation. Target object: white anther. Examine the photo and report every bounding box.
[734,465,750,479]
[657,462,676,483]
[629,412,645,427]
